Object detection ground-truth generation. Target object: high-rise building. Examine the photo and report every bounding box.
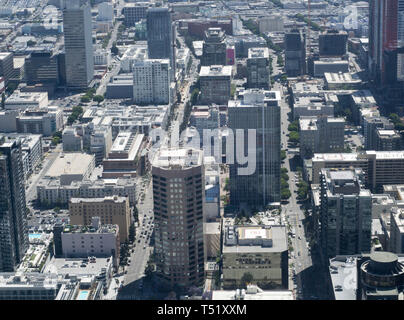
[199,65,232,104]
[368,0,404,107]
[123,3,149,26]
[63,0,94,89]
[299,116,345,159]
[25,50,59,88]
[319,30,348,57]
[152,148,205,289]
[201,28,227,66]
[146,7,175,72]
[228,89,281,208]
[246,47,270,89]
[0,136,29,272]
[132,59,171,105]
[285,29,306,77]
[0,52,14,85]
[319,168,372,258]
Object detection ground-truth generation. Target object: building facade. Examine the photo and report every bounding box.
[152,148,205,289]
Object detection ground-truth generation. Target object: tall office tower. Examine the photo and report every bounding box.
[319,168,372,258]
[146,8,175,72]
[0,52,14,85]
[285,29,306,77]
[25,50,59,86]
[133,59,171,105]
[319,29,348,57]
[201,28,227,66]
[246,47,270,89]
[152,148,205,289]
[368,0,404,107]
[123,3,150,27]
[228,89,281,208]
[63,0,94,90]
[0,136,28,272]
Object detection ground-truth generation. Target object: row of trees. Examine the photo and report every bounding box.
[67,105,84,125]
[294,14,324,32]
[288,120,300,144]
[281,167,291,200]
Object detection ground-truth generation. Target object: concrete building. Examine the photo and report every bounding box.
[204,222,221,260]
[5,91,48,110]
[201,28,227,66]
[374,129,402,151]
[0,273,59,300]
[319,169,372,258]
[324,72,362,90]
[62,127,83,152]
[285,29,306,76]
[0,137,29,272]
[299,116,345,159]
[63,0,94,89]
[228,89,281,207]
[97,2,114,22]
[102,132,144,178]
[199,65,232,104]
[312,151,404,192]
[45,153,95,186]
[0,52,14,85]
[36,177,136,206]
[313,59,349,77]
[69,196,131,242]
[133,59,171,105]
[247,47,270,90]
[15,106,64,137]
[363,116,394,150]
[390,208,404,254]
[152,148,205,289]
[57,217,120,267]
[222,224,288,289]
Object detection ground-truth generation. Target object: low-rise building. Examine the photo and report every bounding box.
[222,224,288,290]
[36,177,137,206]
[69,196,131,242]
[56,217,120,267]
[5,91,48,110]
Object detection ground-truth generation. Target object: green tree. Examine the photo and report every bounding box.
[81,95,91,103]
[281,188,291,200]
[289,131,300,144]
[241,272,254,287]
[281,150,286,160]
[288,120,299,132]
[128,224,135,243]
[93,95,104,104]
[111,43,119,56]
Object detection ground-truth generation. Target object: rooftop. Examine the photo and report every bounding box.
[46,153,94,178]
[152,148,203,169]
[199,65,232,77]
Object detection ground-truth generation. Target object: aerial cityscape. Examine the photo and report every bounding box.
[0,0,404,303]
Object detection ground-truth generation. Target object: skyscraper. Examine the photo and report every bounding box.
[285,29,306,77]
[228,89,281,208]
[0,136,28,272]
[152,148,205,289]
[63,0,94,89]
[319,168,372,258]
[201,28,227,66]
[368,0,404,106]
[146,7,175,72]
